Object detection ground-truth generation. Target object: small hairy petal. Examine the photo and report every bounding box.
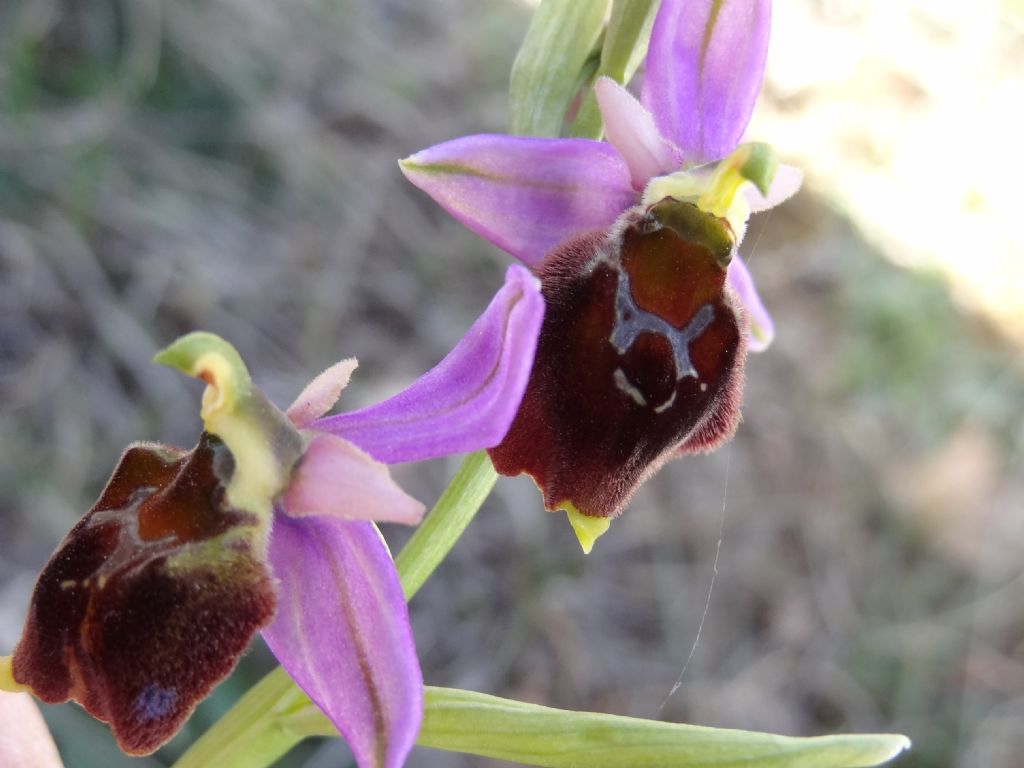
[286,358,358,428]
[9,437,276,755]
[263,515,422,768]
[744,162,803,212]
[314,265,544,463]
[282,434,424,525]
[642,0,771,162]
[0,692,64,767]
[727,255,775,352]
[594,77,681,189]
[401,134,635,264]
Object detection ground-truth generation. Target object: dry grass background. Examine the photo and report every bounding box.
[1,1,1022,767]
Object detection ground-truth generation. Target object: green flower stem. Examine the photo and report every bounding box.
[571,0,661,139]
[172,451,498,768]
[171,667,302,768]
[284,687,911,768]
[395,450,498,601]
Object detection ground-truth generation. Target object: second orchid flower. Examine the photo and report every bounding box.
[2,266,543,768]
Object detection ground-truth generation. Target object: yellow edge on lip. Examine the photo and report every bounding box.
[0,655,29,694]
[564,504,612,554]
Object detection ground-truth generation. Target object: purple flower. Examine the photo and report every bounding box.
[399,0,802,542]
[1,266,543,768]
[402,0,800,352]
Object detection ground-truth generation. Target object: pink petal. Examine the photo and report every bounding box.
[401,134,636,265]
[286,358,358,429]
[282,434,425,525]
[642,0,771,163]
[744,163,803,212]
[728,254,775,352]
[264,515,421,768]
[594,77,682,189]
[313,265,544,464]
[0,692,64,768]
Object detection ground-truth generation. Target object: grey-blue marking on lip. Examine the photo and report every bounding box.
[610,268,714,383]
[135,682,178,722]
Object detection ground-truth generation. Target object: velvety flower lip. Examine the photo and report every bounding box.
[1,263,544,766]
[488,197,748,528]
[400,0,800,353]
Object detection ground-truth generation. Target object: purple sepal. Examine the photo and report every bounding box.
[642,0,771,163]
[314,264,544,463]
[263,514,422,768]
[728,254,775,352]
[400,134,635,265]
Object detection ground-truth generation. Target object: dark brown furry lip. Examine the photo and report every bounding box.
[489,197,747,520]
[9,434,276,756]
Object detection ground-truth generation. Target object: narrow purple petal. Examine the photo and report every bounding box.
[642,0,771,163]
[286,359,358,428]
[282,434,425,525]
[263,514,421,768]
[594,77,682,189]
[314,264,544,463]
[401,134,636,265]
[728,254,775,352]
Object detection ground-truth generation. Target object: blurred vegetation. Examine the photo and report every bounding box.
[2,2,1022,767]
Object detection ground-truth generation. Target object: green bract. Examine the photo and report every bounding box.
[571,0,661,139]
[508,0,610,137]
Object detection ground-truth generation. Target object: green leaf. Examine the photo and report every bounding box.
[571,0,661,139]
[417,688,911,768]
[508,0,611,137]
[287,687,910,768]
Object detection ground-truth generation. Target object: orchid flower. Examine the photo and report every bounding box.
[400,0,801,549]
[1,266,543,768]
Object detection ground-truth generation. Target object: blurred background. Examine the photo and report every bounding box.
[1,0,1022,766]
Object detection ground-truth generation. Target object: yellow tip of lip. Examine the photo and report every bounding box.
[1,655,29,694]
[564,505,611,554]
